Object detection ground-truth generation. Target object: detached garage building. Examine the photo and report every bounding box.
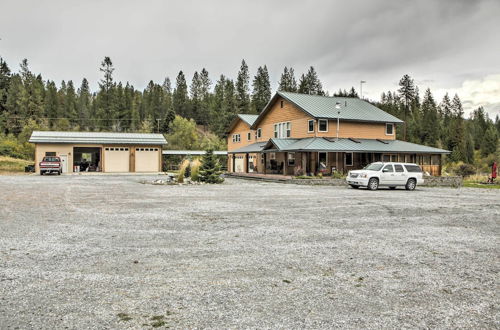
[29,131,167,174]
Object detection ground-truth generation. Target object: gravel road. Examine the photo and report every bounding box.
[0,175,498,329]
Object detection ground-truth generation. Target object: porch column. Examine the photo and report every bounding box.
[232,154,235,172]
[283,152,287,175]
[245,153,249,173]
[263,153,267,174]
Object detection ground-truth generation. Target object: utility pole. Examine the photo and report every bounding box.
[360,80,366,99]
[156,118,161,133]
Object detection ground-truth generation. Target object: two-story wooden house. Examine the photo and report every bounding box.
[227,92,449,176]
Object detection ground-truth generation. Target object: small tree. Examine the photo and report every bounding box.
[199,149,224,183]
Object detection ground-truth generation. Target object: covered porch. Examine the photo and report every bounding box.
[228,137,449,177]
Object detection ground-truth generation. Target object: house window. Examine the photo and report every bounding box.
[308,120,314,133]
[232,134,241,143]
[318,119,328,132]
[274,122,291,138]
[288,152,295,166]
[280,100,284,108]
[345,152,353,166]
[256,128,262,139]
[45,152,56,156]
[386,123,394,135]
[247,132,251,141]
[270,152,276,160]
[319,152,327,171]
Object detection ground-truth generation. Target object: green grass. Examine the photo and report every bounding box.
[0,156,33,173]
[463,182,500,189]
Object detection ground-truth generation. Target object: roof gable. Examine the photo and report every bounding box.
[251,92,403,128]
[226,114,259,133]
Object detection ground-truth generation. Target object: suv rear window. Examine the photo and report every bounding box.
[404,164,422,173]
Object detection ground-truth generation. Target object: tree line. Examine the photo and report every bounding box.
[0,56,498,167]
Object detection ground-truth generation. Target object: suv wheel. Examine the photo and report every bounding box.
[368,178,379,191]
[405,178,416,191]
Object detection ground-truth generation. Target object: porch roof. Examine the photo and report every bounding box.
[231,137,450,154]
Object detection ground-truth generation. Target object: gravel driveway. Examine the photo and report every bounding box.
[0,175,498,329]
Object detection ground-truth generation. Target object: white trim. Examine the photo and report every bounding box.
[274,121,291,138]
[345,152,353,166]
[385,123,394,135]
[307,119,315,133]
[318,119,328,132]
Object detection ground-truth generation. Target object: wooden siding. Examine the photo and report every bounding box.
[227,120,255,151]
[252,96,396,141]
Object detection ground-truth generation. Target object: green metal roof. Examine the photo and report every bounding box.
[262,137,450,154]
[228,141,267,154]
[251,92,403,128]
[29,131,167,145]
[237,114,258,126]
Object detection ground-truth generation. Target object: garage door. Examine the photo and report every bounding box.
[135,147,159,172]
[104,147,130,172]
[235,155,244,172]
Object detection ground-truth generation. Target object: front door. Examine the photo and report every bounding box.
[59,155,68,173]
[380,164,396,185]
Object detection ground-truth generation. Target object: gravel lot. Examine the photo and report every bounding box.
[0,175,498,329]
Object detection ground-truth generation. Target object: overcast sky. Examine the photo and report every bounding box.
[1,0,499,117]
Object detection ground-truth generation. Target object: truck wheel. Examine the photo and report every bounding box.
[40,171,44,176]
[350,185,359,189]
[367,178,379,191]
[405,178,416,191]
[57,171,61,175]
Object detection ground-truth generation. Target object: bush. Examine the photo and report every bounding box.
[454,163,476,177]
[190,159,201,181]
[177,159,191,183]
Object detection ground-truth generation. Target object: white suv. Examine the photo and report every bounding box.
[347,162,424,190]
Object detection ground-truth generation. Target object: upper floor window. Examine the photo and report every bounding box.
[280,100,284,108]
[308,120,314,133]
[318,119,328,132]
[247,132,251,141]
[232,134,241,143]
[256,128,262,139]
[386,123,394,135]
[274,122,291,138]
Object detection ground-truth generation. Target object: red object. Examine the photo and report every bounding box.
[492,162,497,179]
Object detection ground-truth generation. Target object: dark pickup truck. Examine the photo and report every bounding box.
[39,156,62,175]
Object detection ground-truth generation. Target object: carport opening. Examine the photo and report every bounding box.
[73,147,101,172]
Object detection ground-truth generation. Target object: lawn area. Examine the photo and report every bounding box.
[463,181,500,189]
[0,156,33,173]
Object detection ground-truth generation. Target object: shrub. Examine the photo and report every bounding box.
[454,163,476,177]
[177,159,191,183]
[190,158,201,181]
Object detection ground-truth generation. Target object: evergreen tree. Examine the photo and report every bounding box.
[278,66,298,92]
[199,149,224,183]
[251,65,271,113]
[5,74,25,134]
[76,78,91,129]
[398,74,415,140]
[347,87,358,98]
[190,71,203,123]
[65,80,78,125]
[173,71,189,118]
[448,94,466,162]
[420,88,439,146]
[97,57,116,129]
[298,66,324,95]
[44,80,59,129]
[199,68,212,128]
[235,60,250,113]
[481,126,498,157]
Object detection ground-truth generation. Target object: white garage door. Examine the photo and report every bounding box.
[235,155,244,172]
[104,147,130,172]
[135,147,159,172]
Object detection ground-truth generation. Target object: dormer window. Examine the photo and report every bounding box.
[386,123,394,135]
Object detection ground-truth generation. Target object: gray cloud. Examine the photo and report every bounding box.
[0,0,499,116]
